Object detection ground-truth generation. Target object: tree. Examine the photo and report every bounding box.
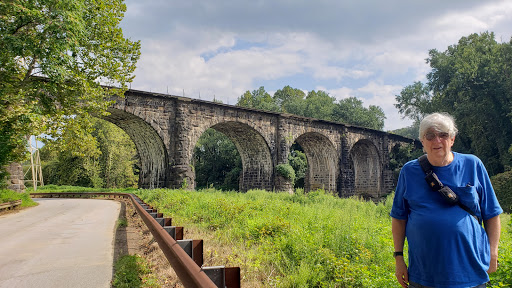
[391,121,420,139]
[288,147,307,188]
[0,0,140,180]
[193,128,242,190]
[41,144,103,188]
[332,97,386,130]
[41,118,138,188]
[92,119,138,188]
[394,82,434,123]
[395,32,512,175]
[273,85,306,114]
[237,86,280,112]
[302,90,336,120]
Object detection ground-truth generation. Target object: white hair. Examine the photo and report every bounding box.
[418,112,458,139]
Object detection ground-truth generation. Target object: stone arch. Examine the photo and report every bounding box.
[199,121,273,192]
[102,108,168,189]
[349,139,381,198]
[294,132,337,192]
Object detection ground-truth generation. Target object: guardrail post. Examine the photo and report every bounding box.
[177,239,203,267]
[202,266,241,288]
[155,217,172,227]
[225,267,241,288]
[162,226,184,240]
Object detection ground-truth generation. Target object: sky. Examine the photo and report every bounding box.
[119,0,512,131]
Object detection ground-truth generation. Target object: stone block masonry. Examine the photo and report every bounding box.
[104,89,419,199]
[5,162,25,193]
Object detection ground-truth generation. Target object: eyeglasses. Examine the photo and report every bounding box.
[424,132,450,141]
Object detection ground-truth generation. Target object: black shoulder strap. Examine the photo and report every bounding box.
[417,155,480,222]
[418,154,432,174]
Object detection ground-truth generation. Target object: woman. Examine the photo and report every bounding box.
[390,112,502,288]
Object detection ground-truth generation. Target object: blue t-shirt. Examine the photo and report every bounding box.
[390,152,503,288]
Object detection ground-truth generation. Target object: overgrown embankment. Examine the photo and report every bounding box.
[0,189,37,210]
[135,188,512,287]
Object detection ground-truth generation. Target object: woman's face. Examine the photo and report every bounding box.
[421,128,455,161]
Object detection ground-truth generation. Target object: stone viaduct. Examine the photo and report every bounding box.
[103,89,418,199]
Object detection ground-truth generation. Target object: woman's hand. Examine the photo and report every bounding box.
[487,254,498,274]
[395,257,409,288]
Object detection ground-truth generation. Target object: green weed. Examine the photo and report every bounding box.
[117,218,128,228]
[112,254,159,288]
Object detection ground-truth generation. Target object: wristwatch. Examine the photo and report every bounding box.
[393,251,404,258]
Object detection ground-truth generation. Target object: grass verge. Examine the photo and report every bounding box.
[0,189,37,208]
[112,255,160,288]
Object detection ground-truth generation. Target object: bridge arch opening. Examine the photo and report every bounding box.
[193,128,242,190]
[102,108,168,189]
[193,121,273,192]
[349,139,381,199]
[288,142,307,189]
[294,132,337,193]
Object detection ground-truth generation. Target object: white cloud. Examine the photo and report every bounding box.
[121,0,512,130]
[356,81,411,131]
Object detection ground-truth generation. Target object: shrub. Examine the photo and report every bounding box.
[276,163,296,183]
[491,171,512,213]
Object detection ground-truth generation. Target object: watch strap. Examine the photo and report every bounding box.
[393,251,404,258]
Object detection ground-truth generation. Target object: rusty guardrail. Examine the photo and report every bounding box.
[0,199,22,211]
[30,192,240,288]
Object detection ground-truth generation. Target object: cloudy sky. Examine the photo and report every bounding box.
[119,0,512,131]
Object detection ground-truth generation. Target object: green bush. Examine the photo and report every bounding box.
[276,163,296,183]
[491,171,512,213]
[0,172,8,189]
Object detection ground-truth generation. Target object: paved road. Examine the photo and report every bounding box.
[0,198,120,288]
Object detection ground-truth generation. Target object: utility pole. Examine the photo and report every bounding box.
[25,136,44,191]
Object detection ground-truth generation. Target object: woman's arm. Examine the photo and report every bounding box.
[392,217,408,288]
[483,214,501,273]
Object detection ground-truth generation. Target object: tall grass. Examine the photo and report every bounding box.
[29,185,510,287]
[488,213,512,287]
[0,189,37,208]
[136,188,399,287]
